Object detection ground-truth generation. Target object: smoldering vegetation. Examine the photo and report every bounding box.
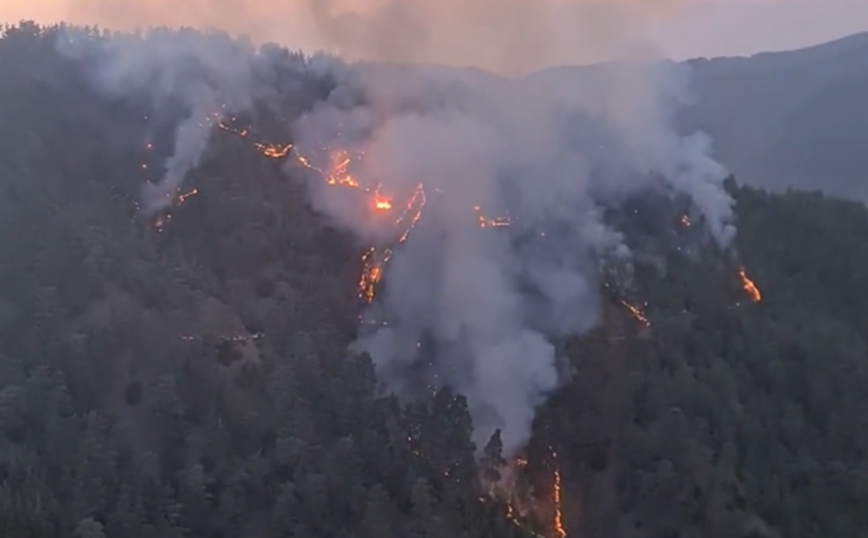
[56,25,734,453]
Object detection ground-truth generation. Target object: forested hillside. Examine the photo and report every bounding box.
[1,22,868,538]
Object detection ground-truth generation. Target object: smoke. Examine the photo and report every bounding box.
[55,27,299,213]
[51,0,735,453]
[289,59,734,453]
[41,0,693,73]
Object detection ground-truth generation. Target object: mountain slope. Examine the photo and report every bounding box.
[680,31,868,200]
[526,31,868,201]
[2,22,868,538]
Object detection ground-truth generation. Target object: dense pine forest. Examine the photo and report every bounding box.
[1,22,868,538]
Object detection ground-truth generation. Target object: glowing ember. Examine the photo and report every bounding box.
[210,120,484,302]
[394,185,427,242]
[505,505,546,538]
[552,453,566,538]
[325,151,361,188]
[739,267,761,302]
[358,247,394,303]
[254,142,292,159]
[479,216,511,227]
[474,205,511,228]
[620,299,650,327]
[217,121,249,138]
[176,188,198,205]
[372,187,394,211]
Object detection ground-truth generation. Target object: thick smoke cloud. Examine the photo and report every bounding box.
[45,0,690,73]
[290,62,733,452]
[52,0,735,453]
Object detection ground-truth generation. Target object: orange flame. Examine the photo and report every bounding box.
[209,121,501,303]
[739,267,761,302]
[620,299,650,327]
[358,247,394,303]
[551,454,566,538]
[210,118,577,534]
[325,151,361,188]
[254,142,292,159]
[280,145,423,303]
[395,184,427,244]
[372,186,394,212]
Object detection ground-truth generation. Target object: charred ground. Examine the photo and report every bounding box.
[1,22,868,538]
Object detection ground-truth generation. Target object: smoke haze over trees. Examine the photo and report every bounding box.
[533,30,868,201]
[53,15,737,455]
[1,21,868,538]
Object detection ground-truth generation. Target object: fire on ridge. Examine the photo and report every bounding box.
[135,111,767,538]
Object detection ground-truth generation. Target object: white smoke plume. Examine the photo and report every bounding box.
[290,60,733,452]
[50,0,735,453]
[56,28,268,213]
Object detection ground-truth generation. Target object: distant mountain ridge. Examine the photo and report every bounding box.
[526,31,868,201]
[679,31,868,200]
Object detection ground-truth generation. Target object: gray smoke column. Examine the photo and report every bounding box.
[53,18,735,453]
[290,61,735,453]
[56,28,262,213]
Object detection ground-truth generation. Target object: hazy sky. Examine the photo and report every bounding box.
[1,0,866,62]
[649,0,868,59]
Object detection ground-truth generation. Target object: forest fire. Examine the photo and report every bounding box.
[217,120,248,138]
[254,142,292,158]
[474,205,511,228]
[551,454,566,538]
[620,299,650,327]
[739,268,761,302]
[358,247,393,303]
[485,450,568,538]
[323,151,363,188]
[211,119,519,302]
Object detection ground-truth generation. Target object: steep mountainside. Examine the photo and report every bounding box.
[1,23,868,538]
